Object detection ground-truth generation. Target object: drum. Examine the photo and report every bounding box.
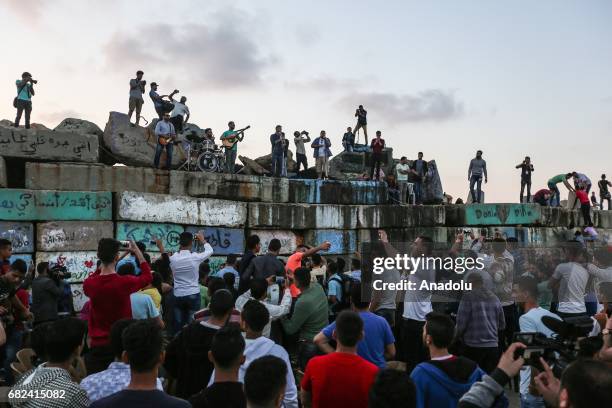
[197,151,219,172]
[202,140,216,151]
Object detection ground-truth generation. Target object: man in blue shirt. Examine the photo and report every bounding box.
[314,281,395,368]
[116,241,148,276]
[14,72,36,129]
[153,113,176,170]
[213,254,240,290]
[270,125,286,178]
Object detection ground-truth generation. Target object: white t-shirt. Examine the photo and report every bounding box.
[402,265,435,321]
[395,163,410,182]
[552,262,589,313]
[171,102,190,118]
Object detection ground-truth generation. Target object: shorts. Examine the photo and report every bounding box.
[129,97,143,113]
[315,156,329,174]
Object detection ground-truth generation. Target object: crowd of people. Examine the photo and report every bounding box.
[0,226,611,407]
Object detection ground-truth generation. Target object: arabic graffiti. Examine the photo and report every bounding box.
[70,283,89,312]
[185,226,244,255]
[0,189,112,220]
[0,222,34,253]
[251,230,300,255]
[35,251,98,283]
[0,128,96,160]
[310,230,357,255]
[38,221,114,251]
[116,222,184,252]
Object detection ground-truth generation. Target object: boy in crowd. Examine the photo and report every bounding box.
[244,356,287,408]
[301,311,379,408]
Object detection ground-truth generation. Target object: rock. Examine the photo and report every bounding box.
[0,120,48,130]
[103,111,181,168]
[422,160,444,204]
[54,118,112,164]
[0,121,99,162]
[254,151,297,172]
[239,155,268,175]
[0,156,6,187]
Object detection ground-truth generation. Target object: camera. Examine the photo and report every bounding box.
[48,264,72,282]
[513,315,594,377]
[31,79,38,84]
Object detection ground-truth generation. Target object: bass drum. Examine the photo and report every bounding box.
[197,151,219,172]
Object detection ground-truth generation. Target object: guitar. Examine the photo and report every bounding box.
[158,133,176,146]
[221,126,250,149]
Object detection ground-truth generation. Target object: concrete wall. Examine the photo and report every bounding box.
[0,156,6,187]
[288,180,387,205]
[0,222,33,252]
[37,221,113,251]
[25,163,168,194]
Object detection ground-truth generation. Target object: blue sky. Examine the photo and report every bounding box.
[1,0,610,202]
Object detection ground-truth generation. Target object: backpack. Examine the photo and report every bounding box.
[329,274,356,313]
[13,81,30,108]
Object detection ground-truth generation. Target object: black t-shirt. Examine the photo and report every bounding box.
[356,109,367,124]
[190,382,246,408]
[599,179,610,195]
[519,163,533,180]
[90,390,190,408]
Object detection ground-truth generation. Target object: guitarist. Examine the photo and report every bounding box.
[153,113,176,170]
[220,121,247,174]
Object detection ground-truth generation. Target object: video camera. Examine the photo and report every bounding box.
[513,315,593,377]
[49,264,72,282]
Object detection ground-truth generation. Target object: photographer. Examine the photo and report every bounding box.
[354,105,368,144]
[31,262,66,326]
[127,70,146,126]
[14,71,36,129]
[294,130,311,174]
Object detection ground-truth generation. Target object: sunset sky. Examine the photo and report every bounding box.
[1,0,610,202]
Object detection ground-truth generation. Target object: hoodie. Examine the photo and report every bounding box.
[209,336,298,408]
[411,356,484,408]
[10,365,89,407]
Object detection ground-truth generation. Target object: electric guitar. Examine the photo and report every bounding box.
[158,133,176,146]
[221,126,250,149]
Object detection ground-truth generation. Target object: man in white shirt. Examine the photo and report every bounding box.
[549,242,589,318]
[395,156,411,204]
[402,236,436,373]
[169,96,190,134]
[169,231,214,334]
[153,113,176,170]
[235,277,292,338]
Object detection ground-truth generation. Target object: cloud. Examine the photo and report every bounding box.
[3,0,46,21]
[295,24,320,47]
[103,13,274,89]
[285,76,363,92]
[338,89,464,123]
[603,96,612,104]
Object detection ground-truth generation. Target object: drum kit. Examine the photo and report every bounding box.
[178,131,226,173]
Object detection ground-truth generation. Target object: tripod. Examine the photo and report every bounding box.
[177,141,193,171]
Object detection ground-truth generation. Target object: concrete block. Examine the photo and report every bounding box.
[305,230,357,255]
[25,163,169,194]
[288,179,387,205]
[36,251,98,283]
[249,230,302,255]
[9,254,32,265]
[0,222,33,253]
[0,156,6,187]
[595,210,612,229]
[0,125,98,162]
[0,189,112,221]
[185,226,245,255]
[117,191,247,227]
[37,221,113,251]
[102,111,180,167]
[70,283,88,312]
[357,205,446,229]
[463,204,542,226]
[248,203,359,229]
[170,171,289,203]
[115,222,184,253]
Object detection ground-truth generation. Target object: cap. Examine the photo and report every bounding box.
[150,82,158,87]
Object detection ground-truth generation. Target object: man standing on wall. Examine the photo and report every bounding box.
[14,72,36,129]
[411,152,428,204]
[127,70,146,127]
[270,125,286,178]
[468,150,487,203]
[598,174,612,210]
[354,105,368,144]
[312,130,332,180]
[516,156,534,203]
[294,130,311,175]
[395,157,411,204]
[220,121,244,174]
[342,127,355,152]
[370,131,385,181]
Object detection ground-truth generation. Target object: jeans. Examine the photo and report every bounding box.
[2,327,23,385]
[520,393,546,408]
[470,175,483,203]
[520,179,532,203]
[271,152,284,177]
[298,341,321,371]
[153,142,173,169]
[601,194,612,210]
[414,180,423,204]
[295,153,308,173]
[343,143,354,152]
[401,318,426,373]
[397,180,409,204]
[581,203,592,226]
[548,183,561,206]
[375,308,396,328]
[172,293,201,335]
[370,152,383,180]
[14,99,32,129]
[463,345,499,374]
[225,148,237,173]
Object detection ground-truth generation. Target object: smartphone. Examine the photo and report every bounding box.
[119,240,130,249]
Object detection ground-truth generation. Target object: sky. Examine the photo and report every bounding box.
[1,0,611,203]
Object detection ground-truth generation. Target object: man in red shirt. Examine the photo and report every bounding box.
[301,310,379,408]
[574,185,592,226]
[83,239,151,374]
[285,241,331,297]
[370,130,385,181]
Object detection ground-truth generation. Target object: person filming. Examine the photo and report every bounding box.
[31,262,67,327]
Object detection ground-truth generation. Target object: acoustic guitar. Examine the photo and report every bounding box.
[221,126,250,149]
